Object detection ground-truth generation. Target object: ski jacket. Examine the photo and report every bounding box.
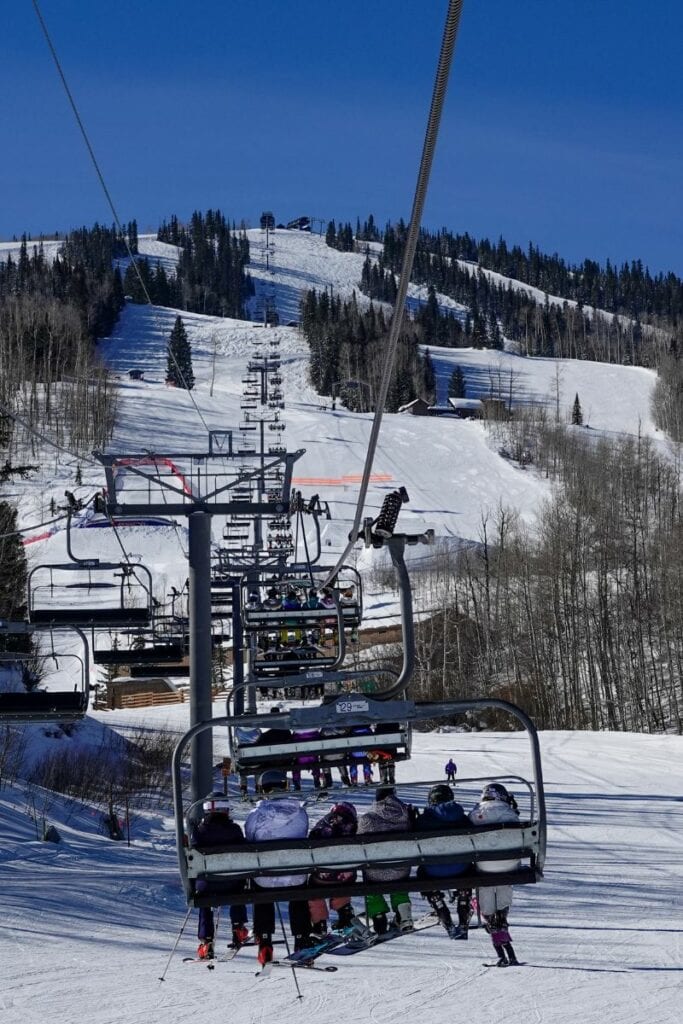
[309,807,357,885]
[245,797,309,887]
[415,799,469,878]
[357,794,411,882]
[445,759,457,774]
[469,799,521,873]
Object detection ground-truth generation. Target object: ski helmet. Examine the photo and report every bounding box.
[259,769,288,793]
[203,793,231,813]
[329,801,357,826]
[428,783,454,806]
[481,782,512,804]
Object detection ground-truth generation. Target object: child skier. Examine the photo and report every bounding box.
[357,785,413,934]
[190,796,249,958]
[469,782,521,966]
[245,769,311,965]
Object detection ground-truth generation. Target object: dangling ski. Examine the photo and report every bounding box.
[256,960,338,977]
[328,913,439,956]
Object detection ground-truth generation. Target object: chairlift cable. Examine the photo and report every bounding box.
[323,0,464,585]
[0,395,100,470]
[145,452,190,560]
[298,508,315,590]
[31,0,211,437]
[0,511,69,539]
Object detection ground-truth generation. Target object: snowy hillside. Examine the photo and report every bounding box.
[1,229,680,1024]
[11,230,661,567]
[1,726,681,1024]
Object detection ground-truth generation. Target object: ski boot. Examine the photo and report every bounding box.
[230,924,250,949]
[372,912,388,935]
[257,935,273,966]
[491,929,515,965]
[197,939,214,960]
[395,903,414,933]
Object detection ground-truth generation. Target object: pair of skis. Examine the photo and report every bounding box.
[326,911,440,957]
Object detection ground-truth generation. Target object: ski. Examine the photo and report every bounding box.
[284,930,353,964]
[183,949,249,966]
[482,960,526,968]
[327,914,439,957]
[256,960,338,977]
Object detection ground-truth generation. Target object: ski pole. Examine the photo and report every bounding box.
[159,906,193,983]
[276,902,304,1002]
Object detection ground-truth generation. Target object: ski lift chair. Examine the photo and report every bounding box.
[0,621,90,722]
[27,562,154,628]
[173,696,546,909]
[226,688,411,777]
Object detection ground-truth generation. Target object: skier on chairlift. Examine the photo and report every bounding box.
[357,784,414,935]
[469,782,521,966]
[244,769,313,966]
[190,795,249,958]
[307,802,367,937]
[415,783,472,939]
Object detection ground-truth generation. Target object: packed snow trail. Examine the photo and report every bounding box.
[1,729,681,1024]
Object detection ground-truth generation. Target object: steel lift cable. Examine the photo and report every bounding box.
[324,0,464,585]
[0,396,101,471]
[31,0,211,436]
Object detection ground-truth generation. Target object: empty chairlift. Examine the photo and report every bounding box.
[27,561,154,628]
[0,621,90,722]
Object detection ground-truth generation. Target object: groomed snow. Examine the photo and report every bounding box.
[1,229,680,1023]
[0,725,681,1024]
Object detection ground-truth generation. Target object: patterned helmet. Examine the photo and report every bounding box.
[330,801,357,826]
[481,782,513,804]
[428,783,454,806]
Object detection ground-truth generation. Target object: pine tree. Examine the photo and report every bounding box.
[0,502,33,663]
[422,348,436,400]
[448,365,466,398]
[166,316,195,389]
[571,392,583,425]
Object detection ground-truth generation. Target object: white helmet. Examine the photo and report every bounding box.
[203,794,230,812]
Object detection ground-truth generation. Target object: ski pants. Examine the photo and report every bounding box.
[477,884,512,918]
[195,879,247,940]
[365,891,410,918]
[308,873,355,926]
[417,869,473,929]
[252,886,311,941]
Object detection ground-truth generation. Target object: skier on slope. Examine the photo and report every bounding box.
[357,785,414,934]
[415,783,472,939]
[244,769,313,966]
[444,758,457,782]
[190,796,249,959]
[469,782,521,966]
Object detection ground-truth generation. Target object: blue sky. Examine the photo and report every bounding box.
[3,1,682,275]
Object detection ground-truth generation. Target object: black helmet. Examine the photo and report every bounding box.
[428,783,454,806]
[259,769,288,793]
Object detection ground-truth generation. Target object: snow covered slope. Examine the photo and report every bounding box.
[5,228,663,631]
[1,230,680,1024]
[0,727,681,1024]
